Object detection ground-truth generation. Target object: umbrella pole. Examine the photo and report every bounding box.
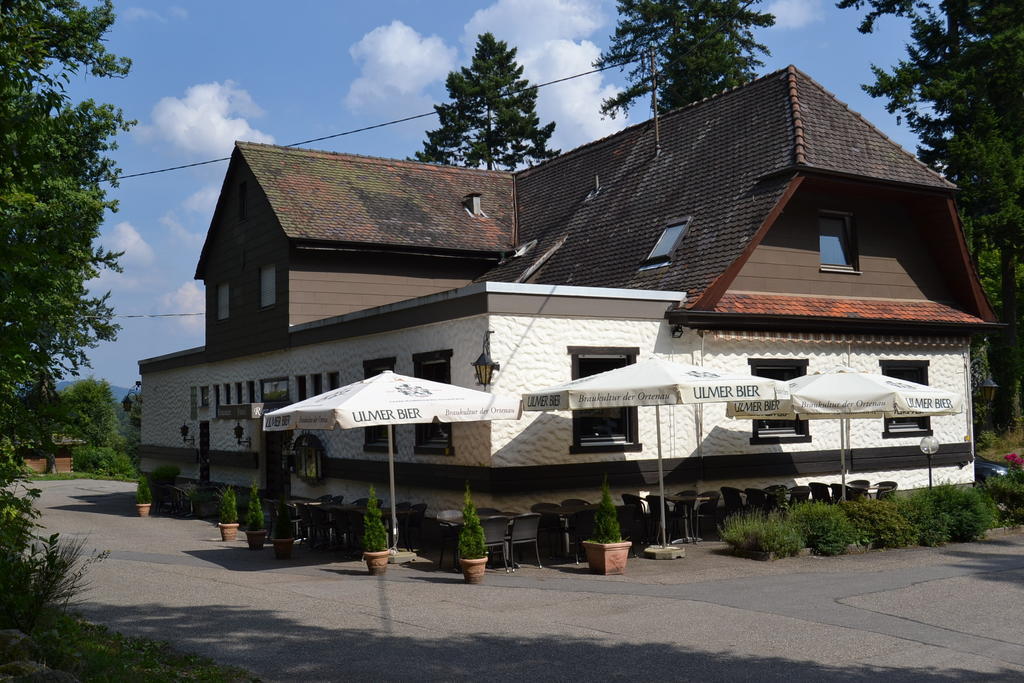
[387,425,398,551]
[840,418,848,502]
[656,406,667,548]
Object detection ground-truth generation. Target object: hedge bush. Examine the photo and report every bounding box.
[719,510,804,557]
[983,468,1024,526]
[898,484,995,546]
[71,446,136,478]
[840,499,916,549]
[787,502,857,555]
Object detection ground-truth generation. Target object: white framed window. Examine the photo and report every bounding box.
[260,264,275,308]
[217,283,230,320]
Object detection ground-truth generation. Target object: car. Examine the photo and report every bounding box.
[974,458,1009,484]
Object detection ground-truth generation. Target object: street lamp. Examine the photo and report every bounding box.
[121,380,141,413]
[180,423,195,447]
[920,435,939,488]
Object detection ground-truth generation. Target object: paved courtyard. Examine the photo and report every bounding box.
[34,479,1024,681]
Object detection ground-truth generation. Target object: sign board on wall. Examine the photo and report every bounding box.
[215,403,265,420]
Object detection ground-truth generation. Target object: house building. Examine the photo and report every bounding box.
[139,66,998,510]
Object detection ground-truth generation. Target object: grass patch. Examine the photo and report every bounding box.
[26,472,137,482]
[35,614,257,682]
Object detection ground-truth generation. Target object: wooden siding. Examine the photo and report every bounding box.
[202,160,291,362]
[287,250,487,325]
[729,189,955,302]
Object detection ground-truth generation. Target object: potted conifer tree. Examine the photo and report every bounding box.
[218,487,240,542]
[243,481,267,550]
[362,486,390,575]
[135,476,152,517]
[272,497,294,560]
[582,477,631,575]
[458,483,488,584]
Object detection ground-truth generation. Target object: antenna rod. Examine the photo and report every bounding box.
[650,44,661,158]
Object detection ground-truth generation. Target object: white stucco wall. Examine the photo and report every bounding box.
[141,300,973,510]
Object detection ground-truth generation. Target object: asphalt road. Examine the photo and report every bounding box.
[34,479,1024,681]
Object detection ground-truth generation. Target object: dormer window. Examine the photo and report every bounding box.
[640,217,691,269]
[819,211,857,271]
[463,193,485,217]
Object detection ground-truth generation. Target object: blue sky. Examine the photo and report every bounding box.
[74,0,916,386]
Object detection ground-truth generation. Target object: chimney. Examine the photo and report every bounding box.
[463,193,483,217]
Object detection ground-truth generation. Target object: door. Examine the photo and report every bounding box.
[198,421,210,482]
[264,431,290,499]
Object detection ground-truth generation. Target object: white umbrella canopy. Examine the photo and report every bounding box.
[726,366,964,498]
[523,357,790,548]
[263,371,521,548]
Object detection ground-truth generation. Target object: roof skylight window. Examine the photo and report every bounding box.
[640,217,691,269]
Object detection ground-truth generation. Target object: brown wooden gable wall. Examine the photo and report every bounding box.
[202,160,290,362]
[729,186,955,303]
[287,249,490,326]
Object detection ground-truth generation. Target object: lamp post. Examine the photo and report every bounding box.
[919,436,939,488]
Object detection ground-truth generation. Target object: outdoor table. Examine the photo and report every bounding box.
[663,494,712,544]
[545,503,593,556]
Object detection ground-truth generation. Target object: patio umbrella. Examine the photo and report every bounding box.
[522,357,790,548]
[727,366,964,498]
[262,371,521,549]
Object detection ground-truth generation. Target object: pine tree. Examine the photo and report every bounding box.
[595,0,774,118]
[416,33,558,170]
[838,0,1024,430]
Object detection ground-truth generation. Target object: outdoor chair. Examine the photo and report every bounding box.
[645,495,675,544]
[481,515,511,572]
[437,510,462,570]
[616,505,644,556]
[352,498,369,506]
[809,482,833,504]
[721,487,747,517]
[668,497,696,543]
[569,508,596,564]
[401,503,427,552]
[788,486,811,505]
[530,503,563,557]
[744,488,770,512]
[560,498,591,508]
[694,491,720,538]
[875,481,899,500]
[831,483,866,502]
[316,494,333,502]
[307,505,334,549]
[621,494,649,545]
[763,485,789,511]
[507,513,542,569]
[329,495,345,504]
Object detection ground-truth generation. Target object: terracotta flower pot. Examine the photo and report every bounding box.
[460,556,488,584]
[135,503,151,517]
[363,550,390,576]
[218,522,239,542]
[273,537,294,560]
[582,540,631,575]
[245,529,267,550]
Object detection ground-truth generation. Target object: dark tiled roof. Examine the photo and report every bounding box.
[237,142,514,253]
[480,66,954,299]
[715,293,984,324]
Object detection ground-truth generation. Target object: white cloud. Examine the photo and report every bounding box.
[106,221,154,267]
[345,21,457,113]
[144,81,274,157]
[167,6,188,20]
[767,0,825,29]
[123,6,187,22]
[462,0,628,153]
[184,184,220,215]
[463,0,604,48]
[160,281,205,333]
[161,214,205,249]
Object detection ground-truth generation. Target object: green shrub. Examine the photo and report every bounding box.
[150,465,180,483]
[983,468,1024,526]
[245,481,264,531]
[272,498,292,539]
[840,499,916,549]
[720,510,804,557]
[590,477,622,543]
[218,487,238,525]
[135,477,151,505]
[458,483,486,560]
[361,486,388,552]
[788,502,857,555]
[898,484,996,545]
[72,446,136,478]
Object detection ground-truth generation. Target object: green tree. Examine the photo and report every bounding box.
[837,0,1024,429]
[416,32,558,170]
[595,0,774,118]
[0,0,131,452]
[58,378,122,449]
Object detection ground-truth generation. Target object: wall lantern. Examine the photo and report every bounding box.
[670,324,685,338]
[979,376,998,404]
[471,330,501,387]
[180,423,195,447]
[233,422,252,449]
[121,380,142,413]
